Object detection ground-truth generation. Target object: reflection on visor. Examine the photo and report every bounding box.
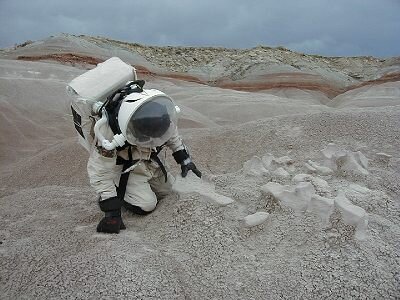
[136,134,150,142]
[125,96,178,147]
[133,116,171,138]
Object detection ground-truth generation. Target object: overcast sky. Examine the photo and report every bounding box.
[0,0,399,57]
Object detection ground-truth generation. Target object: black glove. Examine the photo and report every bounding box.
[173,149,202,178]
[181,162,202,178]
[97,196,126,234]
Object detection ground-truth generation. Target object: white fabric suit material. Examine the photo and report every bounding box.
[87,122,184,211]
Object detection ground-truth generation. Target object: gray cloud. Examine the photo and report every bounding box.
[0,0,399,57]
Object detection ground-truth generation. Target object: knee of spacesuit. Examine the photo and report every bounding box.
[122,200,156,215]
[150,172,174,200]
[123,166,158,213]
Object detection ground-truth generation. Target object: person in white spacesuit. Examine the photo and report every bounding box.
[87,82,201,234]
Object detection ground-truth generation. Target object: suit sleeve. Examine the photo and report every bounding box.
[165,127,185,153]
[166,128,192,164]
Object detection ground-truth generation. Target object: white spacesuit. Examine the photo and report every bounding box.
[67,57,201,233]
[87,123,183,212]
[88,85,201,234]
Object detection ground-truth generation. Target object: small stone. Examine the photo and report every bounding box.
[272,167,290,179]
[376,152,392,159]
[274,156,294,165]
[336,152,369,175]
[304,162,317,173]
[243,212,270,227]
[307,160,333,175]
[292,174,313,183]
[262,153,274,169]
[375,152,392,165]
[243,156,269,177]
[335,191,368,240]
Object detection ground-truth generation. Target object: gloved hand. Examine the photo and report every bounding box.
[173,148,202,178]
[97,196,126,234]
[181,161,202,178]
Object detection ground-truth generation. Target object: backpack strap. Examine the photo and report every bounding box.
[107,99,123,134]
[116,147,139,200]
[104,80,146,135]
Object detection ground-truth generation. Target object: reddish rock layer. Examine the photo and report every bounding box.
[15,53,400,98]
[133,65,156,76]
[158,72,205,84]
[17,53,103,65]
[215,73,343,98]
[16,54,204,84]
[345,72,400,92]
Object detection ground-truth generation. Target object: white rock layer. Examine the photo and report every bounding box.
[308,195,334,226]
[262,181,315,213]
[173,174,235,206]
[243,156,269,177]
[307,160,333,175]
[334,192,368,240]
[320,143,369,176]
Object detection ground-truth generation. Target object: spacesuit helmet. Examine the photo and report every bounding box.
[121,94,178,148]
[131,101,170,138]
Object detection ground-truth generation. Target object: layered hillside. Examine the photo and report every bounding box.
[2,34,400,98]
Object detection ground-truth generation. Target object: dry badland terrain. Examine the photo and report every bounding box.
[0,34,399,299]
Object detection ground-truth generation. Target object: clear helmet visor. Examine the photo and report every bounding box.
[126,96,177,148]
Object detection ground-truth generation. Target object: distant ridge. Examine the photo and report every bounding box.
[2,34,399,97]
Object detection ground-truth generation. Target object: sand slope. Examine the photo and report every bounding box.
[0,38,399,299]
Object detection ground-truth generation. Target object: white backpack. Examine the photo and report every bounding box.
[66,57,137,151]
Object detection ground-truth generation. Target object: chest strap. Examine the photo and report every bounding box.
[116,148,168,201]
[150,152,168,183]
